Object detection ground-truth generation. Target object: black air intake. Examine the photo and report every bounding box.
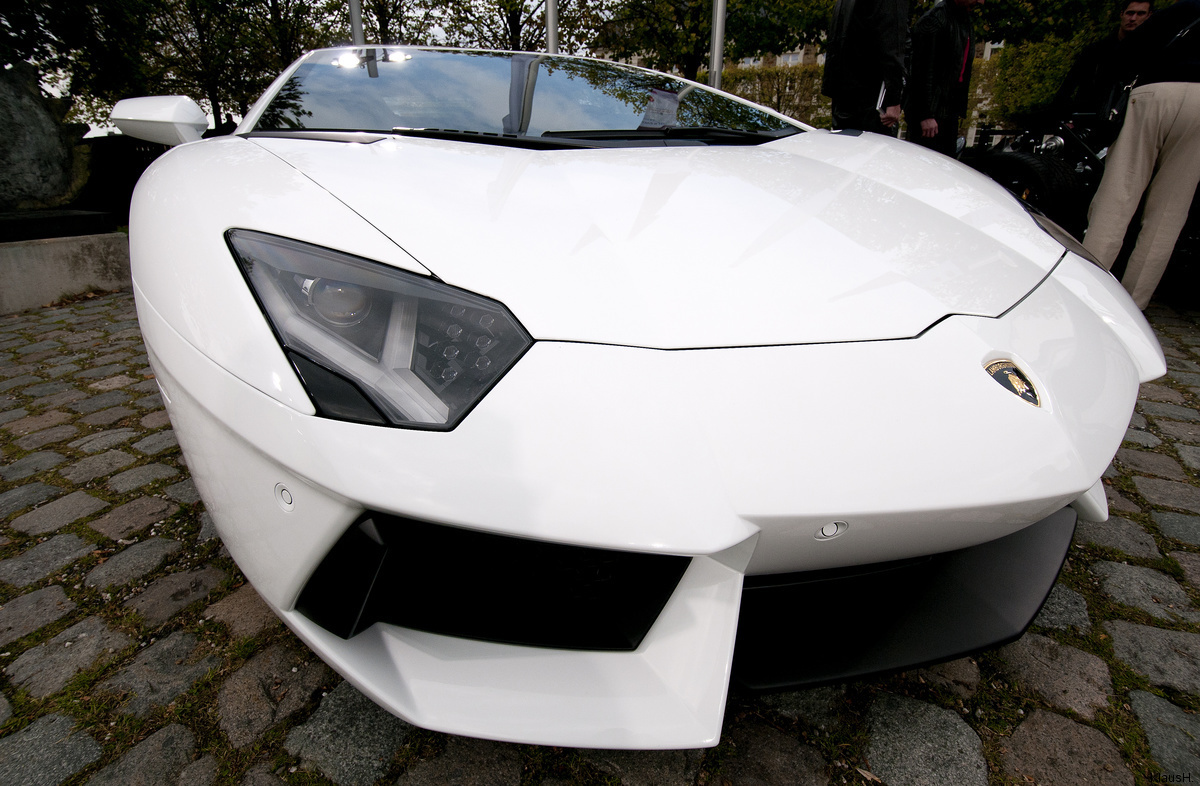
[297,513,691,651]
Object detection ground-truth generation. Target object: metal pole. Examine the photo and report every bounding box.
[547,0,559,54]
[349,0,366,45]
[708,0,726,89]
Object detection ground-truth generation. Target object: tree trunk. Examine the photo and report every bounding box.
[507,7,523,50]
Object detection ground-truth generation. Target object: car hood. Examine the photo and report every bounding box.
[250,131,1065,348]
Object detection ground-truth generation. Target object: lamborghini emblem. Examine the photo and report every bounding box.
[985,360,1040,407]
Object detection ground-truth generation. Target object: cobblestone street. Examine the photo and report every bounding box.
[0,289,1198,785]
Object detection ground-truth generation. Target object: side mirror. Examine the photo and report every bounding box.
[110,96,208,146]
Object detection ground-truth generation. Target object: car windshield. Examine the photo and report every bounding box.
[252,48,800,145]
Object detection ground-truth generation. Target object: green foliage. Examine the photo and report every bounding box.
[439,0,610,53]
[953,0,1111,45]
[2,0,161,104]
[990,35,1082,122]
[966,54,998,130]
[726,0,834,59]
[720,63,831,128]
[5,0,340,125]
[595,0,832,82]
[594,0,713,81]
[145,0,343,119]
[10,0,1126,131]
[9,0,611,123]
[360,0,439,46]
[908,0,1128,127]
[250,0,344,64]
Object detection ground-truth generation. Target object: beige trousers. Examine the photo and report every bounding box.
[1083,82,1200,309]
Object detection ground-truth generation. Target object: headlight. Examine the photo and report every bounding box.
[227,230,532,430]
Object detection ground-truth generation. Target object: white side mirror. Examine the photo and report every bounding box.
[110,96,209,146]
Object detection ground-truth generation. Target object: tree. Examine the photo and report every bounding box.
[969,0,1115,45]
[248,0,334,65]
[2,0,346,124]
[143,0,259,120]
[722,62,830,126]
[594,0,711,79]
[440,0,609,53]
[594,0,831,82]
[939,0,1125,122]
[320,0,439,46]
[364,0,437,44]
[238,0,340,116]
[989,34,1085,121]
[2,0,160,105]
[726,0,832,60]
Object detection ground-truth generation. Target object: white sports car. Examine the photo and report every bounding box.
[112,46,1164,750]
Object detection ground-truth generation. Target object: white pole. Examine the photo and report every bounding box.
[547,0,559,54]
[709,0,726,89]
[349,0,366,45]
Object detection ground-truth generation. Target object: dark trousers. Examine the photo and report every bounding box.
[906,116,958,157]
[831,100,898,137]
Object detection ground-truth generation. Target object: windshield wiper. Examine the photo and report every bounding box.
[392,127,594,150]
[245,130,392,144]
[541,126,802,145]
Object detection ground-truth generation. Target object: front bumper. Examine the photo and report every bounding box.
[276,505,1073,749]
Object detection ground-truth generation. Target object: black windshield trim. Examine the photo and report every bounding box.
[542,126,803,146]
[241,127,719,150]
[392,127,731,150]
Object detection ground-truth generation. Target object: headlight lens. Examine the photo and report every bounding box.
[227,230,531,430]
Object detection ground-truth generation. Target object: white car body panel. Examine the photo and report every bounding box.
[249,132,1065,348]
[129,137,431,413]
[121,45,1166,749]
[136,246,1158,745]
[1050,251,1165,381]
[111,96,209,146]
[277,542,750,750]
[136,249,1154,599]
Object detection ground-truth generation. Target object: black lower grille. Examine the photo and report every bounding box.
[296,513,691,651]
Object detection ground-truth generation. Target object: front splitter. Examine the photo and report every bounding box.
[732,506,1077,690]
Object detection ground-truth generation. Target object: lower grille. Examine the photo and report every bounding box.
[296,513,691,651]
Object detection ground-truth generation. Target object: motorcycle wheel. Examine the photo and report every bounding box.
[975,151,1087,236]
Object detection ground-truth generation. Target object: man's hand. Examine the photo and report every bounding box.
[920,118,939,138]
[880,104,901,127]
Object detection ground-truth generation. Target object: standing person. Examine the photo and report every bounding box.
[1082,0,1200,309]
[1054,0,1154,145]
[905,0,985,157]
[822,0,909,134]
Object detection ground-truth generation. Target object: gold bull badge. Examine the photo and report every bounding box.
[984,360,1040,407]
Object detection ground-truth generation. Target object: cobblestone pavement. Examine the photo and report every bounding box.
[0,290,1199,785]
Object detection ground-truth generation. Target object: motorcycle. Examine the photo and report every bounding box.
[960,112,1110,239]
[962,112,1200,307]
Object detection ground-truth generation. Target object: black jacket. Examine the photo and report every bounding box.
[1119,0,1200,86]
[822,0,909,107]
[1054,32,1123,116]
[906,1,973,122]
